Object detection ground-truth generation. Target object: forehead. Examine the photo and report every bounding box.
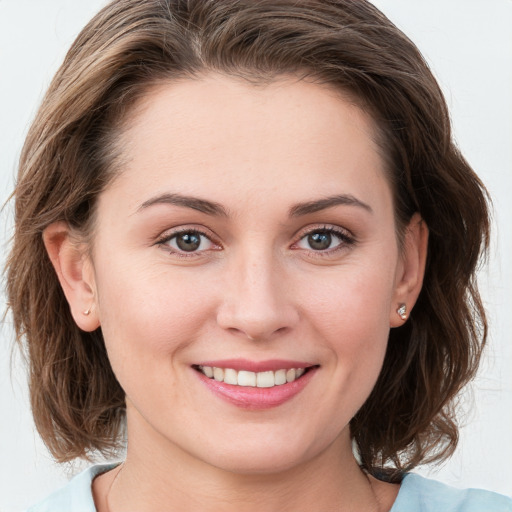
[107,74,391,215]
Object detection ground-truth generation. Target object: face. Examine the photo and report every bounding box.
[62,75,424,474]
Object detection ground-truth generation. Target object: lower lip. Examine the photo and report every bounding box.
[195,367,318,410]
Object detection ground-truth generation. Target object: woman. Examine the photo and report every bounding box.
[5,0,511,510]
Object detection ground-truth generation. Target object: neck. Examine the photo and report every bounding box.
[99,444,387,511]
[95,406,398,512]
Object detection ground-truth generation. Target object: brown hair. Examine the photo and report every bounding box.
[6,0,490,478]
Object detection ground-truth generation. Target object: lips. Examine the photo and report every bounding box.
[193,359,318,409]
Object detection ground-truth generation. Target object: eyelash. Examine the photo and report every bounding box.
[155,225,355,258]
[292,225,356,257]
[155,227,220,259]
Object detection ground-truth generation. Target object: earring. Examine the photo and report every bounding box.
[83,307,91,316]
[397,304,407,320]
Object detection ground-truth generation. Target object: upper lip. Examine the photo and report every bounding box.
[194,358,316,372]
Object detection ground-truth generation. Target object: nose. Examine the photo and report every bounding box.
[216,250,299,341]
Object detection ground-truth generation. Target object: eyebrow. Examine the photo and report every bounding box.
[137,192,372,218]
[289,194,373,217]
[138,193,229,217]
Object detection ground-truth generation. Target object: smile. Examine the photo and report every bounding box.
[193,359,318,409]
[196,365,307,388]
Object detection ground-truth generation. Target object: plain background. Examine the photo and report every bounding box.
[1,1,511,510]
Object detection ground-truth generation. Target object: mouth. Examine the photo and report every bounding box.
[193,365,314,388]
[192,359,319,409]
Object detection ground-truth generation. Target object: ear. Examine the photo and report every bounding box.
[390,213,429,327]
[43,221,100,332]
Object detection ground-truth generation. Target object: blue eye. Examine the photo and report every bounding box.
[163,230,214,253]
[296,228,352,252]
[307,231,334,250]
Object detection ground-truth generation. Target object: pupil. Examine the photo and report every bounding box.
[176,232,201,252]
[308,231,331,250]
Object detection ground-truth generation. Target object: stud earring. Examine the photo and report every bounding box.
[83,307,91,316]
[397,304,407,320]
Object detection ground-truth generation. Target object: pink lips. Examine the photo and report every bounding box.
[197,358,314,372]
[194,359,318,410]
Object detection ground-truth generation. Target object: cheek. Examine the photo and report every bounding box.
[301,261,396,333]
[94,258,217,373]
[299,260,396,379]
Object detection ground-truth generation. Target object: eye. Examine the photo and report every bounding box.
[295,227,353,252]
[158,229,216,254]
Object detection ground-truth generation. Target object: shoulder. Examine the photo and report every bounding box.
[25,463,119,512]
[391,473,512,512]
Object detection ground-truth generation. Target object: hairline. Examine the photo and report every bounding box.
[82,70,409,256]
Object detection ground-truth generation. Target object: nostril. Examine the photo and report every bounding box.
[226,325,290,342]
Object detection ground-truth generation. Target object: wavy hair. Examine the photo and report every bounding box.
[6,0,490,478]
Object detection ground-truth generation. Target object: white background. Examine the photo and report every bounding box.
[0,1,511,510]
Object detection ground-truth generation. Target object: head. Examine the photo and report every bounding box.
[6,0,489,479]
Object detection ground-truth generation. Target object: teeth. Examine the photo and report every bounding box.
[274,369,287,385]
[224,368,238,385]
[238,370,256,387]
[213,367,224,381]
[198,366,309,387]
[256,371,274,388]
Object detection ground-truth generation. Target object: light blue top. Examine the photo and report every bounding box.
[26,464,512,512]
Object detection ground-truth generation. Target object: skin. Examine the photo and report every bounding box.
[44,74,428,512]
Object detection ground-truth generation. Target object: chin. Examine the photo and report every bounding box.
[192,429,339,476]
[209,450,309,476]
